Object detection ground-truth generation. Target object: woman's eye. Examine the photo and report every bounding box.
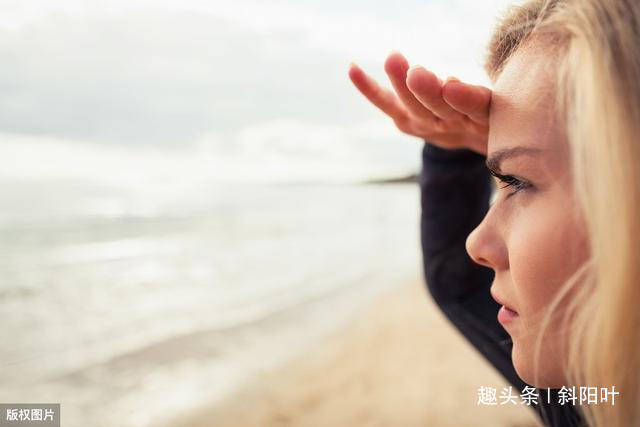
[488,168,531,198]
[498,176,529,197]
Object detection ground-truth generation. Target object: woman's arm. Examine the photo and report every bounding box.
[419,140,526,391]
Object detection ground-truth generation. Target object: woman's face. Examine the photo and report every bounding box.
[465,46,590,388]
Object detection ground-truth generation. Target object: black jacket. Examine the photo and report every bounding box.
[419,140,585,427]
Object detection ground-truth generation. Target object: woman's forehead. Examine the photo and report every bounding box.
[490,48,558,122]
[488,48,565,157]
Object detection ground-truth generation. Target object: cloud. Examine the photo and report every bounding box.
[0,0,512,147]
[0,114,421,188]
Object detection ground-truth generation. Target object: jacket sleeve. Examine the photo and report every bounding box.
[419,140,526,391]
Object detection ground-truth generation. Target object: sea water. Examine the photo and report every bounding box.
[0,178,422,427]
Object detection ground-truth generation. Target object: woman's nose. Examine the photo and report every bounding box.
[465,213,507,270]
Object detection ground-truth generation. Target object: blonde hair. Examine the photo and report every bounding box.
[485,1,640,426]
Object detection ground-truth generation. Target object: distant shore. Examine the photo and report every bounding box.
[170,280,541,427]
[363,173,419,184]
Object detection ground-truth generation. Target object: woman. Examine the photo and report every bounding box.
[348,0,640,426]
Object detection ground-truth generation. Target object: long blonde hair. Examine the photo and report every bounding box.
[484,1,640,426]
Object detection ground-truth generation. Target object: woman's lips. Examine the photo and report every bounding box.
[490,288,519,316]
[498,305,519,324]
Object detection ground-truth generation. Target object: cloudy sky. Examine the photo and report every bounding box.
[0,0,515,185]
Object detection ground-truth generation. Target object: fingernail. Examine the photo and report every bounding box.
[445,76,461,83]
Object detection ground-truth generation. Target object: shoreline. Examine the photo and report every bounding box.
[169,280,541,427]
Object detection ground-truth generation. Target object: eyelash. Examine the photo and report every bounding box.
[487,168,531,198]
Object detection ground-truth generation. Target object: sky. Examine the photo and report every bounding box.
[0,0,516,185]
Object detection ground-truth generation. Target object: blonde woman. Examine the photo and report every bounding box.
[349,0,640,426]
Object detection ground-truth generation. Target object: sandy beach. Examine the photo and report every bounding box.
[170,280,542,427]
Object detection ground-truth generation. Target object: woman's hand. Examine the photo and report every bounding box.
[348,51,492,156]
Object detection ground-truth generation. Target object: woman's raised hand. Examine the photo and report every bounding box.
[348,51,492,156]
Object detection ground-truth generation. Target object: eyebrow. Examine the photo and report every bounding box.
[485,146,544,173]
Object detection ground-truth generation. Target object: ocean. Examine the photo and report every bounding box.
[0,178,422,426]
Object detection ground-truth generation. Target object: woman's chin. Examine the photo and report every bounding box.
[511,341,566,388]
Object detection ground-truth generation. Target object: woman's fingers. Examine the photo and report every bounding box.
[348,55,492,150]
[405,66,467,121]
[442,80,492,126]
[348,62,409,120]
[383,52,438,123]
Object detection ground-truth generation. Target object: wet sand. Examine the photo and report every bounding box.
[173,280,542,427]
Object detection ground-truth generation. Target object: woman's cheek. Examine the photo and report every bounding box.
[507,205,566,322]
